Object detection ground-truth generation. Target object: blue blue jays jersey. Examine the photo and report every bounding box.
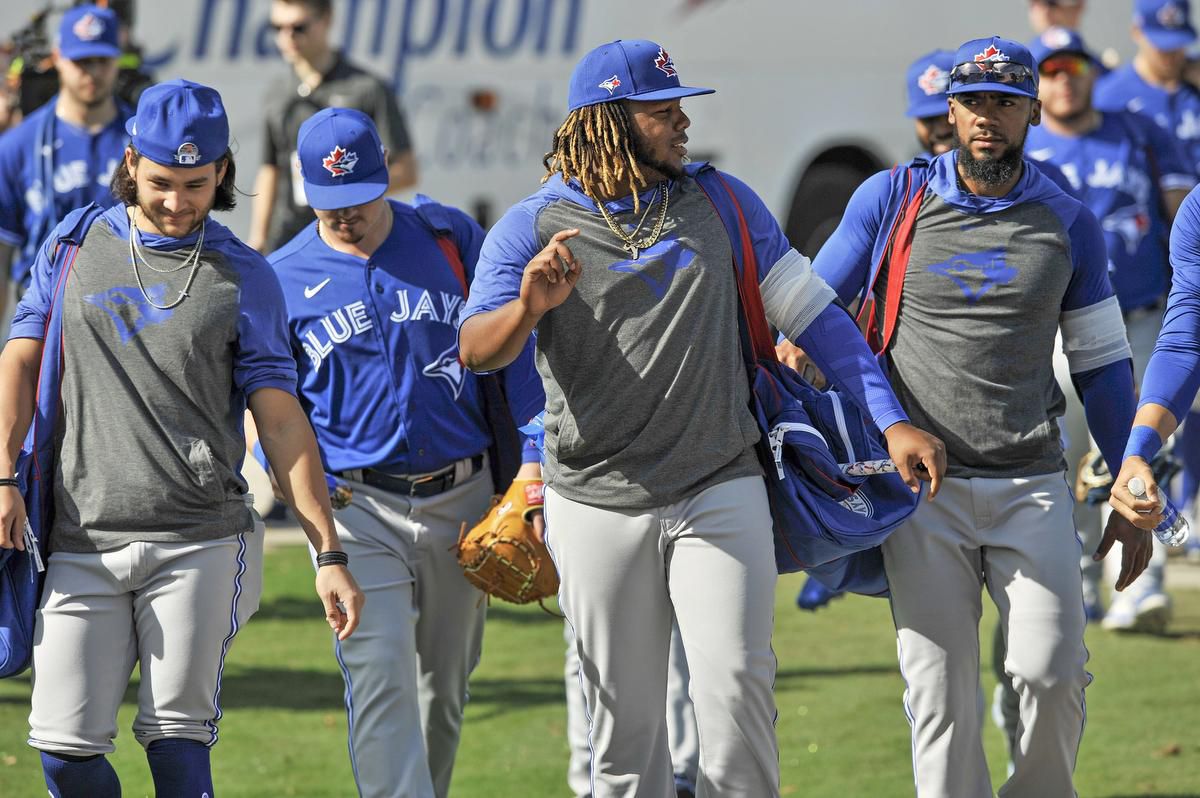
[1095,64,1200,174]
[0,98,131,287]
[269,199,543,474]
[1026,111,1196,312]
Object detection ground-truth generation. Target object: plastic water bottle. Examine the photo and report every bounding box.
[1127,476,1190,546]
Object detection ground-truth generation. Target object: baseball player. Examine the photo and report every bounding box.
[1028,0,1087,33]
[0,79,363,798]
[1110,182,1200,540]
[250,0,417,253]
[810,36,1149,797]
[458,38,945,797]
[1028,26,1194,626]
[268,107,543,798]
[0,5,130,314]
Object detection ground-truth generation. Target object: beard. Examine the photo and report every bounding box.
[630,126,687,182]
[136,199,211,238]
[954,125,1028,187]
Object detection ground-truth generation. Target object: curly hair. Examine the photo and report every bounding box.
[542,101,650,212]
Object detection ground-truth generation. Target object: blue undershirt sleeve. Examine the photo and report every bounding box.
[1072,359,1136,475]
[1140,186,1200,421]
[795,303,908,433]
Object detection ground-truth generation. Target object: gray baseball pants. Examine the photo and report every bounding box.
[546,475,780,798]
[323,465,490,798]
[28,525,264,756]
[885,474,1089,798]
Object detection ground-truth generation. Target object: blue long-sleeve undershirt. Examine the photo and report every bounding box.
[1072,358,1137,474]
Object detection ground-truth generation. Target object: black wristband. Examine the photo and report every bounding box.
[0,477,19,488]
[316,550,349,568]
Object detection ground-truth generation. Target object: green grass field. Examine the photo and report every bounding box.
[1,544,1198,797]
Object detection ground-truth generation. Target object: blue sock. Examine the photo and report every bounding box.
[146,739,214,798]
[41,751,120,798]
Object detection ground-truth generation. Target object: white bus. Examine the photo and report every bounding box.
[7,0,1137,252]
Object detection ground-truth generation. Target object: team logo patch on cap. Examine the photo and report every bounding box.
[1159,1,1185,27]
[653,46,677,77]
[598,74,622,94]
[1041,27,1074,49]
[974,44,1008,63]
[918,64,949,96]
[174,142,200,165]
[72,12,105,41]
[322,146,358,177]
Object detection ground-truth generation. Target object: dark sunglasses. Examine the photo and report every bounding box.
[270,21,311,35]
[950,61,1036,86]
[1039,54,1092,77]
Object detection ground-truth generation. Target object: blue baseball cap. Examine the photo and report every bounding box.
[1135,0,1197,51]
[57,5,120,61]
[1029,26,1097,65]
[297,108,389,210]
[567,39,714,112]
[125,80,230,168]
[906,50,954,118]
[946,36,1039,100]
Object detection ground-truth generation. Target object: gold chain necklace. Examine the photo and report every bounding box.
[596,182,669,260]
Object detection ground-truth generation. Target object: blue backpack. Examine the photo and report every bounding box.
[692,167,919,596]
[0,204,103,678]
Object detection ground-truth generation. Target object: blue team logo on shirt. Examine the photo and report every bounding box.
[84,284,173,343]
[926,248,1017,303]
[1102,207,1151,256]
[423,345,466,399]
[609,236,697,299]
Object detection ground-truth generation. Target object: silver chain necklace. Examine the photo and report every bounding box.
[127,207,206,310]
[596,182,669,260]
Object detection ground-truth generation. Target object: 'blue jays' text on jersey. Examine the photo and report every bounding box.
[1026,111,1196,312]
[1095,64,1200,175]
[269,199,543,475]
[0,98,130,287]
[812,152,1122,478]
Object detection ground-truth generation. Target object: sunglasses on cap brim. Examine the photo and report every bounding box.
[949,61,1036,87]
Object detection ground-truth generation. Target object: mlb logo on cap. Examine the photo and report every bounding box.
[297,108,389,210]
[57,4,120,61]
[126,80,230,169]
[567,39,714,112]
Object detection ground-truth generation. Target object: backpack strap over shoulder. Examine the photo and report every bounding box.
[860,166,928,355]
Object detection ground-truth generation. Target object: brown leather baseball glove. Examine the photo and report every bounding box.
[456,479,558,604]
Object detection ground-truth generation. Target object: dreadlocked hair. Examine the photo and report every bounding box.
[542,102,650,213]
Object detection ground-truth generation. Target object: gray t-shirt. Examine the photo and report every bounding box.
[15,208,299,553]
[471,174,766,509]
[262,53,413,252]
[878,191,1075,477]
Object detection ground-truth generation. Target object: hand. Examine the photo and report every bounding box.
[315,564,365,641]
[520,229,583,318]
[1095,511,1153,592]
[883,422,946,499]
[0,485,26,552]
[775,340,826,389]
[1106,457,1163,530]
[531,509,546,545]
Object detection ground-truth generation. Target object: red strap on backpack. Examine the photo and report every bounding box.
[436,237,469,297]
[711,173,779,364]
[859,168,927,355]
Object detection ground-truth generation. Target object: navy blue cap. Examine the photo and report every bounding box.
[1029,26,1097,65]
[906,50,954,118]
[567,39,714,112]
[1135,0,1197,50]
[297,108,389,210]
[57,5,120,61]
[947,36,1039,99]
[125,80,230,168]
